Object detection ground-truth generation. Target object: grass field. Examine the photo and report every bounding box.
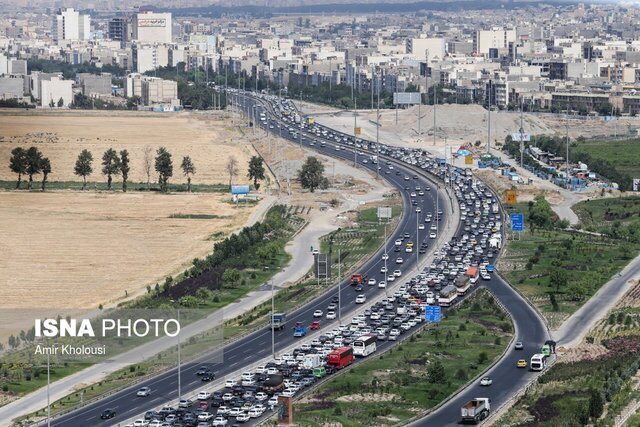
[573,138,640,178]
[499,202,640,329]
[573,196,640,240]
[293,290,512,427]
[0,111,260,186]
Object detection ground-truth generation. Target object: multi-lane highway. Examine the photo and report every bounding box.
[48,94,450,427]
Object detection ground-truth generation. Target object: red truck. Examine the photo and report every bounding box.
[351,274,362,286]
[327,347,354,369]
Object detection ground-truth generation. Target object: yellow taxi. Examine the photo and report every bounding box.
[517,359,527,368]
[406,241,414,248]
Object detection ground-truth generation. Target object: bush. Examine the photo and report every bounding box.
[478,351,488,364]
[455,368,468,380]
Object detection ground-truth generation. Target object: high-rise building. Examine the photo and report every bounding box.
[52,8,90,43]
[132,11,172,43]
[473,29,517,55]
[108,17,129,46]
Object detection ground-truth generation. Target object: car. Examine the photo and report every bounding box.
[237,412,251,422]
[430,232,437,238]
[148,421,162,427]
[481,272,491,280]
[517,359,527,368]
[355,284,364,292]
[378,281,386,289]
[196,366,211,376]
[313,310,323,318]
[178,399,193,408]
[136,387,151,397]
[355,294,366,304]
[311,320,321,330]
[326,311,336,319]
[133,420,149,427]
[394,239,402,246]
[382,253,389,260]
[202,372,215,382]
[368,278,377,286]
[212,416,228,426]
[393,270,402,277]
[224,379,237,388]
[380,266,388,273]
[480,377,493,386]
[405,246,413,253]
[396,257,403,264]
[100,409,116,419]
[198,391,211,400]
[514,341,524,350]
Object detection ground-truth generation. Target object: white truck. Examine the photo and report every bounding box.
[461,398,490,424]
[302,354,322,369]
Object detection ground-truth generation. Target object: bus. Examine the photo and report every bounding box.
[327,347,354,369]
[353,335,377,357]
[531,353,546,371]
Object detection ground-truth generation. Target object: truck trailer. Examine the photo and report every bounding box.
[271,313,286,330]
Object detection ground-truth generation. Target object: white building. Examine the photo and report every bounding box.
[133,44,170,73]
[406,37,446,60]
[40,76,73,107]
[474,29,517,55]
[132,12,172,43]
[52,8,91,43]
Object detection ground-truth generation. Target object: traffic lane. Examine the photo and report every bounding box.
[56,97,444,425]
[412,276,548,426]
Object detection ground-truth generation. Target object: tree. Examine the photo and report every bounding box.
[74,149,93,190]
[297,156,325,192]
[222,268,241,287]
[247,156,265,190]
[57,97,64,108]
[120,150,130,192]
[226,156,239,189]
[25,146,44,190]
[588,389,604,420]
[101,148,121,190]
[40,157,51,191]
[550,268,568,292]
[181,156,196,192]
[155,147,173,193]
[142,145,153,189]
[427,359,446,384]
[9,147,28,189]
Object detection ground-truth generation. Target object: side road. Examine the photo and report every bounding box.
[0,156,393,426]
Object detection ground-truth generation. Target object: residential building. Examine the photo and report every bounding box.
[132,12,172,43]
[52,8,91,43]
[39,76,73,107]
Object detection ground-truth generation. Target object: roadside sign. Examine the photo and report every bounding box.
[314,253,331,279]
[377,206,392,219]
[634,178,640,192]
[510,213,524,232]
[511,133,531,142]
[505,189,517,205]
[355,127,361,136]
[231,185,250,195]
[393,92,421,105]
[425,305,441,323]
[486,265,495,272]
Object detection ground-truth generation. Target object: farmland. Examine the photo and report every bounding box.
[572,137,640,180]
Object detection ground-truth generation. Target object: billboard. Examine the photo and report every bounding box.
[634,178,640,192]
[505,189,517,205]
[231,185,250,195]
[377,206,392,219]
[510,213,524,231]
[511,133,531,142]
[465,155,473,165]
[314,254,331,279]
[393,92,421,105]
[355,127,361,135]
[425,305,441,322]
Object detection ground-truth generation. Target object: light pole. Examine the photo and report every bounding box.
[384,223,388,297]
[47,350,50,427]
[271,278,275,360]
[170,300,182,402]
[415,210,420,274]
[338,248,342,324]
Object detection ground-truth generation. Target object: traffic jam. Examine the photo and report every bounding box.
[119,93,505,427]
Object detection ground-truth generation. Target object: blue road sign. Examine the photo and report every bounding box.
[231,185,250,195]
[425,305,441,323]
[510,213,524,232]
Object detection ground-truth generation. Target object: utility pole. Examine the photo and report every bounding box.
[433,83,437,146]
[376,71,380,180]
[519,96,524,168]
[338,248,342,324]
[271,279,275,360]
[177,308,181,403]
[488,79,492,154]
[354,97,358,166]
[47,351,50,427]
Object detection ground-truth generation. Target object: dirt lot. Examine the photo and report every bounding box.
[0,110,256,185]
[0,191,257,311]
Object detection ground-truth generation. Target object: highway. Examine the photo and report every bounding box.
[48,94,449,427]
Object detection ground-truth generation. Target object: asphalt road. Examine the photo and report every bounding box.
[48,96,448,427]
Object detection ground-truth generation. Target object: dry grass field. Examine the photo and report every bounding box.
[0,110,256,185]
[0,191,256,311]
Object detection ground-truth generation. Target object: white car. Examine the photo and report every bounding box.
[212,416,228,426]
[248,406,265,417]
[378,281,387,289]
[396,257,403,264]
[387,275,395,282]
[224,379,237,388]
[148,421,162,427]
[481,272,491,280]
[136,387,151,397]
[313,310,323,318]
[393,270,402,277]
[382,253,389,260]
[430,232,437,238]
[416,207,422,213]
[380,266,388,273]
[237,412,251,422]
[394,239,402,246]
[197,391,211,400]
[368,278,377,286]
[229,407,243,417]
[282,388,296,397]
[133,420,149,427]
[255,392,269,401]
[480,377,493,386]
[326,311,336,319]
[405,246,413,253]
[198,412,214,421]
[355,294,366,304]
[418,224,425,230]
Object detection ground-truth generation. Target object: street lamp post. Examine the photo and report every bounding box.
[271,278,275,360]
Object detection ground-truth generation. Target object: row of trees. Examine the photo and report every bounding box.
[9,147,52,190]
